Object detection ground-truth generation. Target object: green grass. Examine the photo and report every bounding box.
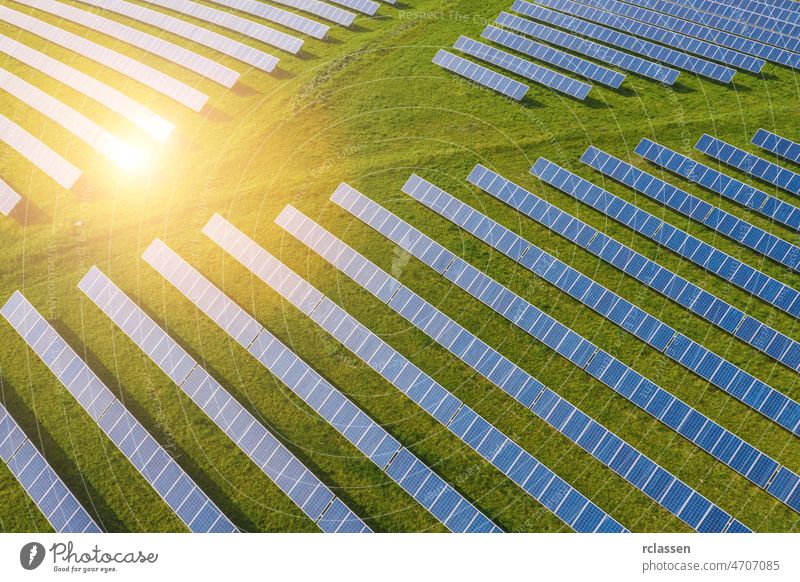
[1,0,799,532]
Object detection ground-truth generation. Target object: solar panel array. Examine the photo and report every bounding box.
[78,267,370,534]
[453,36,592,99]
[331,183,800,515]
[206,0,329,39]
[432,49,530,101]
[635,138,800,232]
[495,12,679,84]
[696,134,800,196]
[0,113,81,189]
[14,0,239,88]
[403,173,800,435]
[752,129,800,164]
[0,33,174,143]
[141,238,500,533]
[510,0,736,82]
[0,179,21,216]
[75,0,279,73]
[0,5,208,111]
[0,402,102,533]
[203,213,625,533]
[275,203,747,533]
[531,158,800,320]
[672,0,799,26]
[581,146,800,272]
[481,25,624,88]
[328,0,379,16]
[270,0,356,27]
[530,0,765,73]
[469,164,800,374]
[0,292,238,533]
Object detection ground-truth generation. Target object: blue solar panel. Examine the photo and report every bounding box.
[329,181,800,514]
[531,157,800,321]
[582,146,800,272]
[635,138,800,232]
[696,134,800,196]
[752,129,800,165]
[432,49,529,100]
[77,267,369,533]
[481,25,624,88]
[668,0,799,27]
[511,0,736,82]
[0,403,101,533]
[532,0,766,73]
[403,173,800,436]
[0,292,237,533]
[204,213,624,534]
[142,238,497,533]
[453,36,592,99]
[275,203,745,533]
[495,12,679,84]
[326,0,378,16]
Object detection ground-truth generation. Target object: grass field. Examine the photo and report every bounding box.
[1,0,799,533]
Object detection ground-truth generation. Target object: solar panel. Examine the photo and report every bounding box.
[495,12,679,84]
[544,0,800,73]
[204,0,328,39]
[669,0,800,26]
[202,214,622,533]
[752,129,800,165]
[531,158,800,321]
[481,25,624,88]
[403,173,800,436]
[716,0,800,15]
[0,67,138,168]
[0,114,81,189]
[330,184,800,515]
[0,292,238,533]
[146,0,303,54]
[269,0,355,27]
[635,138,800,232]
[453,36,592,99]
[74,0,278,73]
[276,203,745,533]
[0,5,208,110]
[78,267,369,533]
[468,164,800,375]
[326,0,378,16]
[432,50,529,101]
[141,238,500,534]
[582,146,800,273]
[510,0,736,82]
[0,34,174,143]
[696,134,800,196]
[0,402,102,533]
[14,0,239,88]
[0,179,21,216]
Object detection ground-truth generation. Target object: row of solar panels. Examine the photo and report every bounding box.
[0,0,393,217]
[431,0,800,102]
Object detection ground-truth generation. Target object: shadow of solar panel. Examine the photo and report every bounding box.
[696,134,800,196]
[752,129,800,165]
[531,157,800,321]
[0,403,101,532]
[142,237,498,533]
[77,267,369,533]
[75,0,278,73]
[0,179,20,216]
[635,138,800,232]
[275,203,745,533]
[510,0,736,82]
[330,182,800,515]
[271,0,356,27]
[432,49,529,100]
[481,25,624,88]
[0,292,237,533]
[205,213,623,533]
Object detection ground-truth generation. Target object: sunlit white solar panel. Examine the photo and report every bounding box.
[432,49,529,100]
[207,0,329,39]
[74,0,278,73]
[0,5,208,110]
[15,0,238,87]
[0,34,173,142]
[270,0,355,27]
[0,67,141,169]
[327,0,378,15]
[0,114,81,189]
[0,179,21,215]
